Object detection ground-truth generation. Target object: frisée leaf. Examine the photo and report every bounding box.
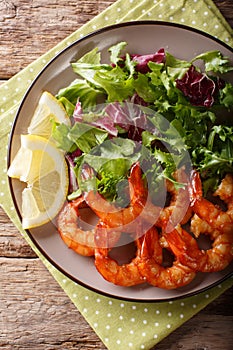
[191,50,233,74]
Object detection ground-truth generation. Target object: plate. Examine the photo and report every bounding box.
[8,21,233,301]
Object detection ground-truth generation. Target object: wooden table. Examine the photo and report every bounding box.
[0,1,232,349]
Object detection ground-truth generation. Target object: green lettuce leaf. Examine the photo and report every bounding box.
[109,41,127,65]
[56,78,105,109]
[219,83,233,109]
[192,50,233,74]
[52,122,108,153]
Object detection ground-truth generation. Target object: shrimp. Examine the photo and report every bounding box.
[189,170,233,234]
[190,214,220,239]
[164,172,233,272]
[214,173,233,219]
[82,163,192,235]
[190,173,233,238]
[130,166,192,231]
[94,221,145,286]
[166,224,233,272]
[83,162,162,233]
[137,225,196,289]
[157,167,192,232]
[57,196,120,256]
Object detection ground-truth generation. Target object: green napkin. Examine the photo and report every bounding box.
[0,1,232,349]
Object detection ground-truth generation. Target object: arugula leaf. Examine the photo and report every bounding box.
[77,138,140,203]
[192,125,233,192]
[146,114,188,155]
[141,118,190,194]
[207,125,233,154]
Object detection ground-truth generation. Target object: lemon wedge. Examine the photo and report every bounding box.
[8,134,68,229]
[28,91,70,138]
[7,134,56,184]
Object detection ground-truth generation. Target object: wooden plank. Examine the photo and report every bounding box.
[0,0,232,80]
[0,254,232,349]
[0,256,106,350]
[0,207,36,258]
[0,0,114,79]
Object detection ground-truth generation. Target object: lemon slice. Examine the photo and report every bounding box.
[8,134,68,229]
[8,134,56,184]
[28,91,70,138]
[7,145,33,182]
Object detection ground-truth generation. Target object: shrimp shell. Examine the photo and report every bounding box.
[94,221,145,287]
[137,225,196,289]
[57,196,120,256]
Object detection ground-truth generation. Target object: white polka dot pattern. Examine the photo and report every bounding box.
[0,1,232,349]
[45,273,231,350]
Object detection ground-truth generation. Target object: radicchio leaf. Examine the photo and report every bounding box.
[73,100,118,136]
[105,102,154,142]
[88,116,118,137]
[65,151,82,194]
[175,65,219,107]
[73,99,82,120]
[132,48,165,73]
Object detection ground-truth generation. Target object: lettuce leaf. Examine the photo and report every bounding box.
[219,83,233,109]
[192,50,233,74]
[109,41,127,65]
[52,121,108,153]
[56,78,105,109]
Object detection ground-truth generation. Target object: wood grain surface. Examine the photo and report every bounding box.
[0,1,233,349]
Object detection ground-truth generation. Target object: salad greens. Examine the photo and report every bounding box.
[52,41,233,203]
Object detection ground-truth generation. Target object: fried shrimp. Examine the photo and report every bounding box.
[57,196,95,256]
[177,171,233,272]
[83,162,162,233]
[157,167,192,232]
[166,224,233,272]
[57,165,232,288]
[137,225,196,289]
[57,196,120,256]
[82,163,192,234]
[214,173,233,219]
[190,214,220,239]
[94,221,145,286]
[189,170,233,234]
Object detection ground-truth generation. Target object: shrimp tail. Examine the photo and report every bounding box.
[139,225,163,264]
[165,228,206,271]
[189,169,203,205]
